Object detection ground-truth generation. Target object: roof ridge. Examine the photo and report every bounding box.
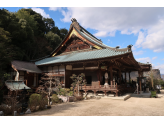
[79,25,102,43]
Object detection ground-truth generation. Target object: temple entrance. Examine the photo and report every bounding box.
[86,76,92,85]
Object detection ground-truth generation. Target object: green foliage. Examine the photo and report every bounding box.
[70,73,86,87]
[29,93,42,104]
[59,88,67,96]
[51,26,60,35]
[52,94,60,103]
[60,28,68,40]
[68,91,73,96]
[3,73,11,81]
[43,18,55,33]
[70,73,86,96]
[45,31,62,49]
[0,8,68,79]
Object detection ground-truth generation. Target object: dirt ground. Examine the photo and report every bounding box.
[25,90,164,116]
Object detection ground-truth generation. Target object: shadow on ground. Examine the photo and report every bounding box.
[24,101,82,116]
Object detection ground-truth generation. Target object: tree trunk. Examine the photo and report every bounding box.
[78,81,79,96]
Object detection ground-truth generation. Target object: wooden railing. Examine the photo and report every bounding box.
[78,85,118,91]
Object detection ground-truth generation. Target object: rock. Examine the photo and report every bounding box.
[0,111,4,116]
[58,95,68,102]
[14,111,17,116]
[45,105,47,109]
[36,106,39,110]
[25,109,31,114]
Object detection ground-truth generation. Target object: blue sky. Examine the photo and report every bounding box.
[1,7,164,74]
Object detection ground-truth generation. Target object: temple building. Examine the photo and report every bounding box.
[9,18,151,95]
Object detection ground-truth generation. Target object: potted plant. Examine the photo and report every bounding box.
[151,89,156,98]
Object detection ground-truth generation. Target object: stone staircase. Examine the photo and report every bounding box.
[131,92,151,98]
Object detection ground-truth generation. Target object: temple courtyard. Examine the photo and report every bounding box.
[24,90,164,116]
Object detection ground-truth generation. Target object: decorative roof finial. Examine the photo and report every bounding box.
[71,18,77,22]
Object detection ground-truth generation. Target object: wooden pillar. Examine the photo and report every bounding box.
[138,71,142,91]
[129,71,131,83]
[98,64,102,85]
[119,69,121,84]
[109,67,113,85]
[58,65,59,74]
[125,72,126,83]
[26,80,27,86]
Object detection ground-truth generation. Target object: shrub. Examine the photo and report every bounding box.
[0,97,20,116]
[0,91,3,104]
[52,94,60,104]
[65,88,70,92]
[67,91,73,96]
[59,88,67,96]
[28,93,42,112]
[39,97,48,110]
[0,105,12,116]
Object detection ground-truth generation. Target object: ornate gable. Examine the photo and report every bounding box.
[55,34,91,56]
[51,27,102,57]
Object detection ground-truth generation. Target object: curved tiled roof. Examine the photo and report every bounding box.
[35,48,129,66]
[12,60,42,73]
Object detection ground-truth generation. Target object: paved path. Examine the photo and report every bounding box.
[25,91,164,116]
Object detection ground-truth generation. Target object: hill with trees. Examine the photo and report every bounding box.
[0,8,68,80]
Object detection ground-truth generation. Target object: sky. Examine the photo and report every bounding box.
[1,2,164,74]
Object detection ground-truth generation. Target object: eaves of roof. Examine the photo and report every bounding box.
[35,48,129,66]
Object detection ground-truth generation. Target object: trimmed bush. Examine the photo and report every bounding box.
[29,93,41,103]
[59,88,67,96]
[29,93,42,112]
[52,94,60,103]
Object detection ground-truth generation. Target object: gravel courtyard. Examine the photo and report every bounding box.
[25,91,164,116]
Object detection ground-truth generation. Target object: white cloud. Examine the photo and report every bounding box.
[131,45,136,51]
[136,57,151,63]
[152,57,157,60]
[133,50,144,55]
[58,7,164,52]
[94,31,108,37]
[32,7,50,18]
[49,7,62,11]
[135,31,145,48]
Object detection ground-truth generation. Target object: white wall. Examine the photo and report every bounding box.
[66,65,72,70]
[59,65,65,71]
